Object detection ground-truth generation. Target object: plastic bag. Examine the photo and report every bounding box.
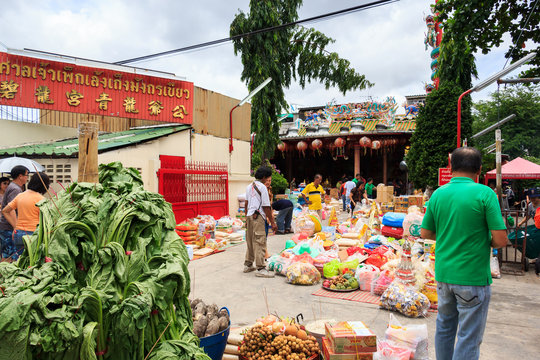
[346,246,363,256]
[377,340,413,360]
[402,207,424,237]
[292,211,316,236]
[384,314,429,359]
[380,281,431,318]
[286,262,321,285]
[365,252,388,269]
[338,259,360,274]
[292,253,314,265]
[323,259,341,278]
[371,270,395,296]
[382,212,406,227]
[355,264,380,291]
[491,256,501,279]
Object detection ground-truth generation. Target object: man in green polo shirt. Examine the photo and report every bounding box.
[421,147,507,360]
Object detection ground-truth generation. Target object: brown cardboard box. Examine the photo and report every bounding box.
[376,185,394,203]
[322,337,374,360]
[325,322,377,354]
[275,194,288,201]
[330,188,340,200]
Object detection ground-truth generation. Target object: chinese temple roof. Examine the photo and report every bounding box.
[0,124,190,158]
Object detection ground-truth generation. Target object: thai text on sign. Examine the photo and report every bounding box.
[0,52,193,124]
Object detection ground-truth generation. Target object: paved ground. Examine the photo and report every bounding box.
[188,233,540,359]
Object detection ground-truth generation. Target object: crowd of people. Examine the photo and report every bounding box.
[0,166,50,261]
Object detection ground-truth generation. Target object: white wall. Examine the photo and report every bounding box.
[0,119,78,148]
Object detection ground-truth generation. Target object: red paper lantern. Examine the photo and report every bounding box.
[371,140,381,150]
[277,142,287,152]
[334,137,346,148]
[311,139,323,150]
[297,141,308,151]
[359,136,372,148]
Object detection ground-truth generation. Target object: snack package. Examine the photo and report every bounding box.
[286,262,321,285]
[371,270,395,296]
[402,207,424,237]
[292,253,314,265]
[355,264,380,291]
[379,281,431,318]
[323,259,341,278]
[384,314,429,360]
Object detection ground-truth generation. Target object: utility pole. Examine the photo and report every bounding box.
[78,120,99,183]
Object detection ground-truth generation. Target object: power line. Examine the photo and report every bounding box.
[503,0,539,69]
[114,0,399,65]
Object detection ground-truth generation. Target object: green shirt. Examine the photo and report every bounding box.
[365,183,374,195]
[421,177,506,286]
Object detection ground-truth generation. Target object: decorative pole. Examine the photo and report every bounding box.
[78,120,99,183]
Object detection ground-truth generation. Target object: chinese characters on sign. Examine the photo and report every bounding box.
[0,51,193,124]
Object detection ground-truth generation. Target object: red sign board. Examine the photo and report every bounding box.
[0,51,193,124]
[438,167,452,186]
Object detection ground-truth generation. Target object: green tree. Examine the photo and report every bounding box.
[230,0,372,162]
[472,85,540,158]
[407,82,473,189]
[435,0,540,77]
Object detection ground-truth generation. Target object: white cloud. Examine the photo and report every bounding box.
[0,0,522,108]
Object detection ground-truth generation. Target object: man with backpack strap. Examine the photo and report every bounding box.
[244,166,277,278]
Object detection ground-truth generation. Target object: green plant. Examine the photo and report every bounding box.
[0,162,209,360]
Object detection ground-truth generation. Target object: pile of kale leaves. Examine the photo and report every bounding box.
[0,162,210,360]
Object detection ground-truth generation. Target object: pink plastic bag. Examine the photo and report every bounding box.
[377,340,413,360]
[355,264,380,291]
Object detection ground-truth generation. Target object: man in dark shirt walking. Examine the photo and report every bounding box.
[272,199,294,234]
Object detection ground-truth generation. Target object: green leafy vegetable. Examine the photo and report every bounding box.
[0,162,210,360]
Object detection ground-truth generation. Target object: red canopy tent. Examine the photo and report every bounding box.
[484,157,540,184]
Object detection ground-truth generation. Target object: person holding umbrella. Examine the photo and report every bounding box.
[0,166,29,260]
[2,172,49,260]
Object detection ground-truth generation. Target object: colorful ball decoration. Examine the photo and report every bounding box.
[359,136,372,148]
[277,142,287,152]
[371,140,381,150]
[297,141,308,151]
[334,137,346,148]
[311,139,323,150]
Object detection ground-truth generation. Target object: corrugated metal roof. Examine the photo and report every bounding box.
[0,125,190,158]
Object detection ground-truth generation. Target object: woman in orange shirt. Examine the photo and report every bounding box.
[2,172,49,260]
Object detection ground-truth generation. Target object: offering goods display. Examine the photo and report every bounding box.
[286,262,322,285]
[322,271,359,291]
[239,316,320,360]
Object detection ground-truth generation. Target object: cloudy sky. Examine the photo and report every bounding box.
[0,0,522,111]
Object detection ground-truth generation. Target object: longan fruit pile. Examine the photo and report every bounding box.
[239,325,320,360]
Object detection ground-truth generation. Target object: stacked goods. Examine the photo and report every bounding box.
[197,215,216,239]
[239,317,320,360]
[376,185,394,203]
[0,162,209,360]
[177,222,199,243]
[393,197,409,213]
[323,321,377,359]
[190,299,230,338]
[381,212,406,239]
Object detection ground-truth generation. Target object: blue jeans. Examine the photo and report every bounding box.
[12,230,32,260]
[341,195,346,211]
[276,206,293,232]
[436,282,491,360]
[0,229,14,259]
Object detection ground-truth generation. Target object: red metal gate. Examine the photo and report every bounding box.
[157,155,229,223]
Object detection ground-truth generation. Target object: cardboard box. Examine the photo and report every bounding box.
[393,197,408,213]
[325,322,377,354]
[330,188,340,200]
[322,337,374,360]
[275,194,289,201]
[407,195,424,208]
[376,185,394,203]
